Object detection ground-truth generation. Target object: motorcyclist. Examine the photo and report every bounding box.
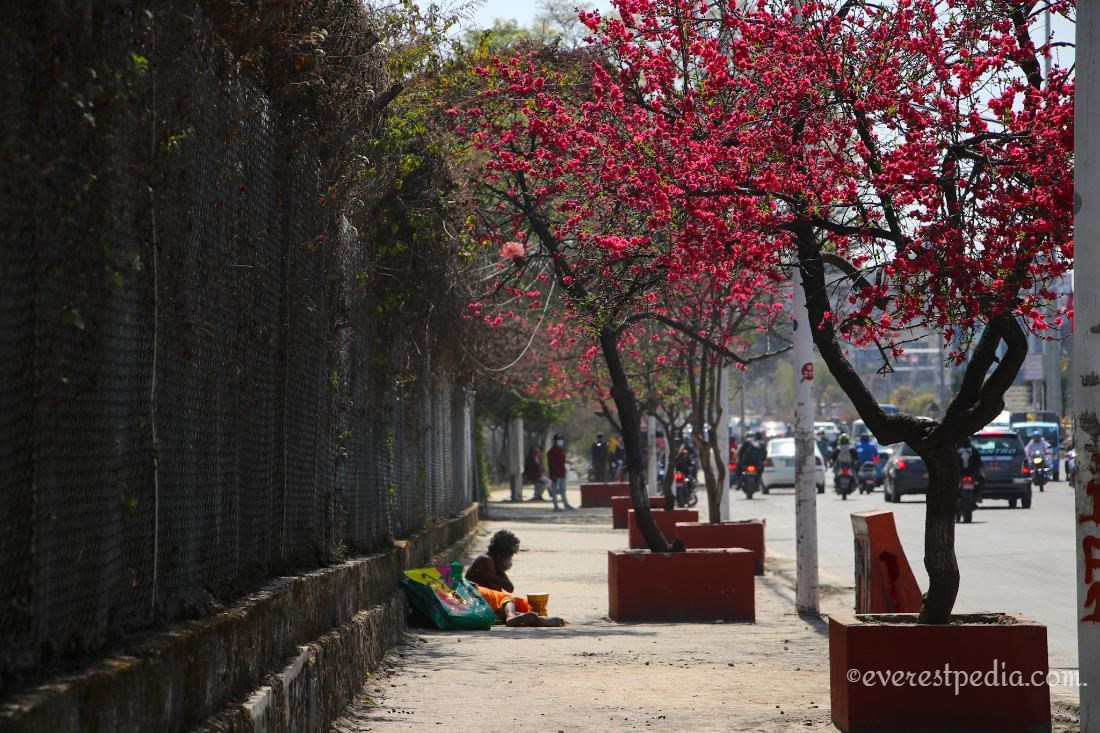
[674,443,697,506]
[956,436,985,503]
[830,434,859,492]
[830,433,858,468]
[736,430,768,477]
[1025,431,1052,464]
[855,434,878,465]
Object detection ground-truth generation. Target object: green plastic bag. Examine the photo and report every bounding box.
[401,561,496,631]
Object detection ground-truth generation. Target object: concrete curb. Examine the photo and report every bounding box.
[0,505,479,733]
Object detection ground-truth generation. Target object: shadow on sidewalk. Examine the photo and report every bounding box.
[480,500,614,525]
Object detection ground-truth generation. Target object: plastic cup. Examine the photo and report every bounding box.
[526,593,550,616]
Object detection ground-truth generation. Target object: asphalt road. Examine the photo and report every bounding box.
[736,478,1080,670]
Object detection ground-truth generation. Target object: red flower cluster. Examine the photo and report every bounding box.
[460,0,1073,364]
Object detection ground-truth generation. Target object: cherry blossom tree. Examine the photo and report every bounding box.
[454,41,789,550]
[469,0,1072,622]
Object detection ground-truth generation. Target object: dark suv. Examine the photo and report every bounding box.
[971,430,1032,508]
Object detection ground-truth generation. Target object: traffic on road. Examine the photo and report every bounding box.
[717,409,1079,677]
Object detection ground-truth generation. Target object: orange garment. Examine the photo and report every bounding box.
[475,585,531,619]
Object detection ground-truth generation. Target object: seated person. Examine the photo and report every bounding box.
[466,530,566,627]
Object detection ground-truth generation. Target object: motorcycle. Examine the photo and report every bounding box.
[740,464,760,500]
[675,470,699,508]
[858,461,876,495]
[834,465,855,500]
[1030,455,1048,492]
[1067,449,1078,487]
[956,474,976,523]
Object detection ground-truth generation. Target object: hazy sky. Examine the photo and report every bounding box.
[466,0,614,30]
[465,1,1075,71]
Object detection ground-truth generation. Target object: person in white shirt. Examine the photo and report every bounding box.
[1025,432,1052,465]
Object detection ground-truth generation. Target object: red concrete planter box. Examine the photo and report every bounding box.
[829,612,1051,733]
[608,549,755,622]
[674,519,766,575]
[627,508,698,549]
[579,482,631,508]
[611,495,666,529]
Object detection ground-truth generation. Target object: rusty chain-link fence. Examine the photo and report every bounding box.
[0,3,477,688]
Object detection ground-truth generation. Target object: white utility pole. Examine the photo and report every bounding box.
[1043,0,1065,422]
[1046,308,1064,418]
[1074,6,1100,728]
[647,415,658,494]
[719,365,732,521]
[793,267,819,615]
[508,417,524,501]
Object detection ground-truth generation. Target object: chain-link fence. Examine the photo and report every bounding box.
[0,4,477,688]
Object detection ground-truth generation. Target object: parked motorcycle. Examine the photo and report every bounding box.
[1030,455,1048,492]
[858,461,876,495]
[740,464,760,500]
[956,474,976,523]
[835,465,855,500]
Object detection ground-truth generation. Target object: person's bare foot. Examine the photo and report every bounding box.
[505,610,540,626]
[537,616,567,627]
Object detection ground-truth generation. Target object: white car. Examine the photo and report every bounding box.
[814,421,839,444]
[762,438,826,493]
[762,420,789,439]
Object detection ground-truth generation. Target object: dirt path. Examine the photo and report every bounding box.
[332,488,1080,732]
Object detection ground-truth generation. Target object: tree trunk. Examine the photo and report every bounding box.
[705,425,726,523]
[917,443,961,624]
[699,437,720,522]
[692,426,720,523]
[599,326,671,552]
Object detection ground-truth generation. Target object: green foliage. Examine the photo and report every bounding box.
[890,385,940,418]
[474,423,490,499]
[476,381,570,430]
[906,392,940,418]
[335,428,352,461]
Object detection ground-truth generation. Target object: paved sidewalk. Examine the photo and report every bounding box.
[332,486,1081,732]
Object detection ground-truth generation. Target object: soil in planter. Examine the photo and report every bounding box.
[856,613,1019,625]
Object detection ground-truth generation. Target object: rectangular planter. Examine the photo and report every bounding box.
[608,549,755,622]
[829,613,1051,733]
[611,495,666,529]
[674,519,766,575]
[627,508,698,549]
[579,481,631,508]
